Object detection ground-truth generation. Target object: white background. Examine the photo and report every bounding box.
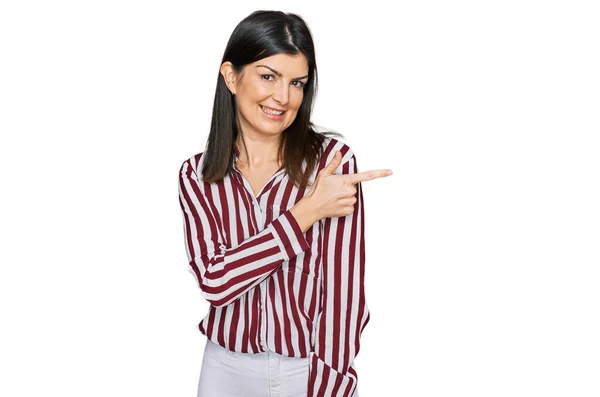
[1,1,599,396]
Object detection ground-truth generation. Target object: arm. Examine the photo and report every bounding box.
[178,157,311,307]
[307,153,371,397]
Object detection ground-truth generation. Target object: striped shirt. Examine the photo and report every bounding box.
[178,135,370,397]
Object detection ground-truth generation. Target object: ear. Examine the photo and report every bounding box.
[220,61,238,95]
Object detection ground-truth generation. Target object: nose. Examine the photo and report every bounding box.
[271,80,289,106]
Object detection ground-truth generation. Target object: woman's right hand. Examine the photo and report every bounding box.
[304,150,393,221]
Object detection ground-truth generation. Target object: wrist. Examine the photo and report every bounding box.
[290,195,320,233]
[302,193,322,223]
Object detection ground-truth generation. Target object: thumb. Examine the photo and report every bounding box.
[322,150,343,175]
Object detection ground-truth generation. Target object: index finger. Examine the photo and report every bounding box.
[343,169,393,184]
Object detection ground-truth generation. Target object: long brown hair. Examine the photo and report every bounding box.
[199,10,344,190]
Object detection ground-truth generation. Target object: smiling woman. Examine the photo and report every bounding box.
[196,11,342,191]
[177,9,385,397]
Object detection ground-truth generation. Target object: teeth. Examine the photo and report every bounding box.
[261,105,283,115]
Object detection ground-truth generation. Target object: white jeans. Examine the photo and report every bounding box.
[197,339,311,397]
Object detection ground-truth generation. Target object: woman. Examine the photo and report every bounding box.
[178,10,392,397]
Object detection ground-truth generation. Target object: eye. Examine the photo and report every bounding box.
[292,80,306,88]
[261,74,275,81]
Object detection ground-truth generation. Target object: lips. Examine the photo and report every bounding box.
[260,105,285,120]
[261,105,285,113]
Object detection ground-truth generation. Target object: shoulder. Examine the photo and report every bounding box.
[320,135,355,163]
[179,152,205,178]
[317,135,357,175]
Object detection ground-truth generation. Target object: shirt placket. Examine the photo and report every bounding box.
[232,146,285,352]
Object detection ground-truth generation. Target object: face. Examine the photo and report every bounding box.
[221,53,309,139]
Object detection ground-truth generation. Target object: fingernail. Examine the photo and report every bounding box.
[387,170,393,175]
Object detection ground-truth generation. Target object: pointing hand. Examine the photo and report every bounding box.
[306,150,393,220]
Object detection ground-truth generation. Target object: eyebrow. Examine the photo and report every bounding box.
[256,65,309,80]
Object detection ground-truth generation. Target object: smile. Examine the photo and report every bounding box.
[260,105,284,115]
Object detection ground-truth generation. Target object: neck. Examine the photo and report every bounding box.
[235,136,282,168]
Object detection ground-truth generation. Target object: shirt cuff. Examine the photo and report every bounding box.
[267,209,311,261]
[307,350,358,397]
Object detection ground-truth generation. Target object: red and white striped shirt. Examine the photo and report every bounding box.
[178,135,370,397]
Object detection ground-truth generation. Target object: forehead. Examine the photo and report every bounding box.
[250,53,309,75]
